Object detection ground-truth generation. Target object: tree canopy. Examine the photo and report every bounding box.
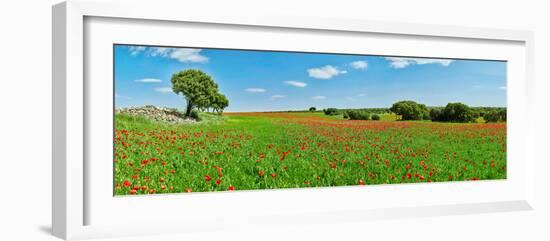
[171,69,229,117]
[431,102,475,122]
[389,100,429,120]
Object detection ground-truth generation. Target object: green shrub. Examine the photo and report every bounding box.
[190,109,201,121]
[323,108,339,116]
[371,114,380,120]
[346,110,371,120]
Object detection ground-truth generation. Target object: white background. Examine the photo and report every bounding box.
[1,0,548,240]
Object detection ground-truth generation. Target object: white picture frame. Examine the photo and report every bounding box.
[52,0,535,240]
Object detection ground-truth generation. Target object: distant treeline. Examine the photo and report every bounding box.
[321,101,506,123]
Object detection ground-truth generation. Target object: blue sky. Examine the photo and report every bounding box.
[114,45,506,112]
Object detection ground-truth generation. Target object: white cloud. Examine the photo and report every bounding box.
[169,48,208,63]
[284,81,307,87]
[345,97,354,101]
[358,93,366,97]
[154,87,173,93]
[128,46,146,56]
[270,95,286,99]
[115,93,132,99]
[135,78,162,83]
[312,95,326,100]
[499,86,507,90]
[245,88,266,93]
[350,60,368,70]
[129,46,208,63]
[385,57,453,69]
[149,47,172,57]
[307,65,347,79]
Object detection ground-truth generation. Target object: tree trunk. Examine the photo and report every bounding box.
[185,99,193,117]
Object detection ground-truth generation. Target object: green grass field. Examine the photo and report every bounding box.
[114,111,506,195]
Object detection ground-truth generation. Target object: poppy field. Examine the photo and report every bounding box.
[114,112,506,195]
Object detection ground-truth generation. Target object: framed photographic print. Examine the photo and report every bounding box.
[52,0,535,240]
[113,44,508,195]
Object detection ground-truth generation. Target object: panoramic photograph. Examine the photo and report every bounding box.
[114,44,507,195]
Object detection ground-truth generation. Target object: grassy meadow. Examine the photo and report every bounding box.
[114,111,506,195]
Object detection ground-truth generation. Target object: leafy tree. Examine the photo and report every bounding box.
[390,100,429,120]
[484,109,506,122]
[323,108,339,116]
[499,109,507,121]
[484,111,500,122]
[309,107,317,112]
[211,93,229,114]
[430,108,443,121]
[437,102,474,122]
[171,69,228,117]
[343,111,349,119]
[346,110,371,120]
[371,114,380,120]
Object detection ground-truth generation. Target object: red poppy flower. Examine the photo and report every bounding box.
[123,180,131,187]
[132,174,138,180]
[129,189,137,195]
[358,179,365,185]
[259,170,265,177]
[205,174,212,182]
[280,152,288,161]
[215,179,221,185]
[228,185,235,191]
[271,173,277,178]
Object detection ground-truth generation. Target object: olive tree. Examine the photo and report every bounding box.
[171,69,228,117]
[212,93,229,114]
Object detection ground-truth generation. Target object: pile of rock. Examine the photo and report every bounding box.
[116,105,196,124]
